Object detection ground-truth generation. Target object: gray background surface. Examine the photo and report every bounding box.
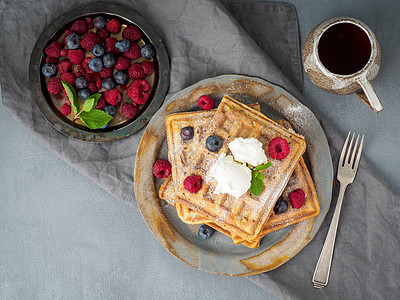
[1,0,399,299]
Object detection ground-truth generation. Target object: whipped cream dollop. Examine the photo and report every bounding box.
[208,154,251,198]
[228,137,268,167]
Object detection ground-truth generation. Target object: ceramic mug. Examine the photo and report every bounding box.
[303,17,383,113]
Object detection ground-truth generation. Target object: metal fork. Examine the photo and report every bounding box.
[312,132,364,289]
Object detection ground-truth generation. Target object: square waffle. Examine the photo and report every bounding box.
[166,95,307,241]
[160,118,320,248]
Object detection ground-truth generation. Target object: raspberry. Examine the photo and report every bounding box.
[45,41,62,58]
[68,49,85,64]
[183,175,202,193]
[45,57,58,64]
[60,72,75,85]
[95,79,103,89]
[80,31,101,51]
[62,29,73,45]
[104,89,122,106]
[268,137,290,160]
[123,25,142,41]
[60,49,68,57]
[92,74,101,83]
[127,79,150,105]
[87,81,98,93]
[99,67,112,78]
[57,60,72,74]
[94,94,106,109]
[197,95,215,110]
[77,65,86,76]
[71,20,88,35]
[121,102,139,119]
[128,62,145,79]
[83,57,92,65]
[82,57,94,75]
[85,17,94,29]
[97,28,110,40]
[104,37,119,54]
[289,189,305,209]
[153,159,171,178]
[106,19,120,33]
[62,89,71,104]
[75,72,82,78]
[123,42,141,59]
[114,56,130,71]
[60,103,71,116]
[47,77,63,94]
[84,73,93,83]
[141,61,154,75]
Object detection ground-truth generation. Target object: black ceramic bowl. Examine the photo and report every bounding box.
[29,3,170,142]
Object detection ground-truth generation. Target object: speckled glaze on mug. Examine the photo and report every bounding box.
[303,17,383,113]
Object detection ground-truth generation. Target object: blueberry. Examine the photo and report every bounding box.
[78,88,91,101]
[205,136,222,152]
[102,77,116,90]
[88,57,103,72]
[103,53,116,68]
[113,71,129,85]
[75,77,88,89]
[104,105,117,117]
[273,198,288,214]
[180,127,194,140]
[92,44,105,57]
[141,44,155,59]
[115,39,130,52]
[93,16,106,29]
[198,225,215,239]
[65,33,80,50]
[41,63,57,77]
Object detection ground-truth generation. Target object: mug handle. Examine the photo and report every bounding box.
[356,76,383,113]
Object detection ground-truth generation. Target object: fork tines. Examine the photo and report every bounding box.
[340,132,364,170]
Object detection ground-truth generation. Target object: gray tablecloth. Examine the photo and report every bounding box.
[1,0,399,298]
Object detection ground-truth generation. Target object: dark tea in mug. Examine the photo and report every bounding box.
[318,23,371,75]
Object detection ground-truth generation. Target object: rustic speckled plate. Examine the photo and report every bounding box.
[29,3,170,142]
[134,75,333,276]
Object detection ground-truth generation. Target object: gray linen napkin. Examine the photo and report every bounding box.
[1,0,399,299]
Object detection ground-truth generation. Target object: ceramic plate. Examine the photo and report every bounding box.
[134,75,333,276]
[29,3,169,142]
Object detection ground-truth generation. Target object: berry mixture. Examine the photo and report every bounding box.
[41,14,157,129]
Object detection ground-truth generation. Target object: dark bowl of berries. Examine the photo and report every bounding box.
[29,3,170,142]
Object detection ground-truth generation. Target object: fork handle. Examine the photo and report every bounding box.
[312,183,348,288]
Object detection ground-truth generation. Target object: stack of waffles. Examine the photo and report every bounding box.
[159,95,320,248]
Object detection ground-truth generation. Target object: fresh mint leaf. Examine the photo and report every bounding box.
[249,162,271,196]
[255,162,271,171]
[250,175,263,196]
[256,171,264,180]
[82,94,101,112]
[79,109,113,129]
[61,81,79,114]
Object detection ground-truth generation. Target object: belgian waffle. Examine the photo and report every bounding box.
[159,119,320,248]
[166,95,306,241]
[160,103,259,225]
